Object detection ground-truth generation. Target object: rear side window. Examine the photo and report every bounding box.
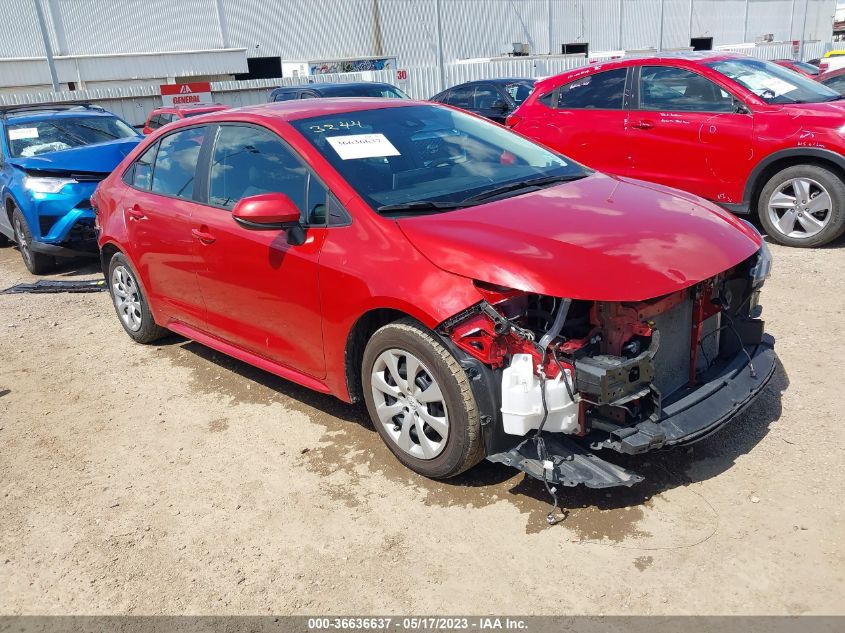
[447,86,473,108]
[273,91,297,102]
[548,68,628,110]
[473,85,500,109]
[640,66,733,112]
[209,125,307,212]
[124,143,158,190]
[150,126,205,199]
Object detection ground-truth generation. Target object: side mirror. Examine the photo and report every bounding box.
[232,193,305,245]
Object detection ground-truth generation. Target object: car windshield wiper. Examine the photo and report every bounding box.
[376,200,479,215]
[462,173,585,203]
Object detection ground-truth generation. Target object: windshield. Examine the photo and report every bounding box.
[6,115,138,157]
[706,58,839,104]
[504,81,535,104]
[333,85,409,99]
[290,104,586,214]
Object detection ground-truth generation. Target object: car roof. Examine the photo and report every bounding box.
[169,98,423,126]
[1,104,115,125]
[272,82,400,95]
[533,51,751,90]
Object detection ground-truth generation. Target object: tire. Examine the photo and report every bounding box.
[361,318,485,479]
[757,164,845,247]
[12,208,55,274]
[107,252,167,344]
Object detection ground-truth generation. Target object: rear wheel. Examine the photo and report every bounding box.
[12,208,55,274]
[361,319,485,479]
[107,252,167,344]
[758,164,845,247]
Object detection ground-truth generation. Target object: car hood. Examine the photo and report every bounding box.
[396,173,761,302]
[7,136,142,174]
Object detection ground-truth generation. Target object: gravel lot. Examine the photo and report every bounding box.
[0,237,843,615]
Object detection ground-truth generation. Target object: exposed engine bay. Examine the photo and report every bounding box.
[438,244,777,499]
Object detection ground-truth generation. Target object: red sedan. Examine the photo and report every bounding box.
[507,53,845,247]
[93,99,775,490]
[772,58,820,79]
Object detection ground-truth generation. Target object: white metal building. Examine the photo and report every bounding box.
[0,0,837,94]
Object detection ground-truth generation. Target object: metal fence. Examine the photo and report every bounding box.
[0,40,838,125]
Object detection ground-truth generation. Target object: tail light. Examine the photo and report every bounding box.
[505,113,521,128]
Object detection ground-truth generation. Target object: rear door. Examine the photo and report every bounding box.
[627,65,754,202]
[189,123,328,378]
[534,67,633,174]
[121,126,208,327]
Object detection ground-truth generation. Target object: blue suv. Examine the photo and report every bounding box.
[0,103,142,273]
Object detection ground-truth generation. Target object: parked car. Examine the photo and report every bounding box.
[429,78,535,123]
[0,103,142,273]
[818,49,845,74]
[142,104,230,135]
[772,58,820,78]
[94,98,775,488]
[269,82,409,102]
[507,53,845,247]
[817,67,845,93]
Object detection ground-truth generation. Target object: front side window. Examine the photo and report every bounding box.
[209,125,307,212]
[706,58,840,104]
[823,74,845,93]
[640,66,734,112]
[549,68,628,110]
[273,91,297,102]
[6,114,138,158]
[289,104,586,215]
[150,126,205,199]
[504,81,534,105]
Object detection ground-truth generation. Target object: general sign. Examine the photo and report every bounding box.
[160,82,213,107]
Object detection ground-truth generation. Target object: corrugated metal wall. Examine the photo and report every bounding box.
[4,0,836,61]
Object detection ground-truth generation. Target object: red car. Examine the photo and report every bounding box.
[817,68,845,94]
[142,104,229,135]
[508,53,845,247]
[772,58,820,79]
[93,99,775,491]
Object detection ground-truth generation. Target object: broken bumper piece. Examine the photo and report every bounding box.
[487,434,643,488]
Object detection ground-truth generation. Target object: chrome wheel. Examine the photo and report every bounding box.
[766,177,832,240]
[111,265,143,332]
[370,348,449,460]
[13,216,31,268]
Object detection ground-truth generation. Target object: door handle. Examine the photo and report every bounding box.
[125,205,147,221]
[191,227,216,245]
[631,119,655,130]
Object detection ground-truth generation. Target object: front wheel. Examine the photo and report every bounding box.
[12,208,55,274]
[361,319,485,479]
[758,164,845,247]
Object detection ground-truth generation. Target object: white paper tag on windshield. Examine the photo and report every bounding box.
[8,127,38,140]
[327,133,400,160]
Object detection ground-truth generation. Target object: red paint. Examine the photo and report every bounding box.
[232,193,301,226]
[509,54,845,208]
[96,98,762,403]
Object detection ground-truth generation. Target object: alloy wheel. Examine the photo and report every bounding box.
[370,348,449,460]
[111,265,143,332]
[766,177,832,240]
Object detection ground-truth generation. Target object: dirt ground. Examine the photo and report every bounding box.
[0,237,843,616]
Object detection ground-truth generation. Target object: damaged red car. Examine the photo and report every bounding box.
[93,99,776,490]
